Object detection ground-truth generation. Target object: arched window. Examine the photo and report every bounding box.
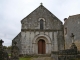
[40,19,44,30]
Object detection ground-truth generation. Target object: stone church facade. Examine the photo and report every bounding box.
[12,4,64,55]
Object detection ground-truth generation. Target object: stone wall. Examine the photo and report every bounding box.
[12,4,64,55]
[51,43,80,60]
[20,31,52,54]
[21,5,63,30]
[12,32,21,54]
[64,14,80,50]
[20,29,64,55]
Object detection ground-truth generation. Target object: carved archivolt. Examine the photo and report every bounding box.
[32,34,51,44]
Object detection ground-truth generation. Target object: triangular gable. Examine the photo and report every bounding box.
[21,4,61,23]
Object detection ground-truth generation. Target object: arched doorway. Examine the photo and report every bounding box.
[38,39,45,54]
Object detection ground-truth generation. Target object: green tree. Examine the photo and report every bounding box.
[7,46,12,50]
[3,46,7,49]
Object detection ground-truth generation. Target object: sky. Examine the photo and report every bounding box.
[0,0,80,46]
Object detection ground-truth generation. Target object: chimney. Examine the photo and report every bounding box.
[64,18,67,23]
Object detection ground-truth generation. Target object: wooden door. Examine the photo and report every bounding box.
[38,39,45,54]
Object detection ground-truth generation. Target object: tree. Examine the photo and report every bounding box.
[7,46,12,50]
[3,46,7,49]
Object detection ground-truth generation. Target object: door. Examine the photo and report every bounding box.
[38,39,45,54]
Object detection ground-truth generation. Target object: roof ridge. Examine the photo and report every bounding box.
[69,14,80,17]
[21,4,62,23]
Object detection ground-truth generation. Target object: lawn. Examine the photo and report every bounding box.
[19,57,31,60]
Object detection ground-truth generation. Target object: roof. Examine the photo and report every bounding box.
[21,4,62,23]
[64,14,80,25]
[69,14,80,18]
[12,32,21,41]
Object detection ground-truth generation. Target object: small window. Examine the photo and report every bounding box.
[64,28,67,35]
[40,19,44,30]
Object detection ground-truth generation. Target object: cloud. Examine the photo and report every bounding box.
[0,0,80,46]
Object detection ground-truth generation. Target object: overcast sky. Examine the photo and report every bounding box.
[0,0,80,46]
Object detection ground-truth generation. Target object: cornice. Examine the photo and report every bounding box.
[21,29,62,32]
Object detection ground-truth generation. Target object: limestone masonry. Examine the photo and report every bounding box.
[12,4,80,55]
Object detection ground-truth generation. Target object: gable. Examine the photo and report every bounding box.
[21,4,63,30]
[21,5,61,22]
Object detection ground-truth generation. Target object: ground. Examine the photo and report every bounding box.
[19,57,31,60]
[19,57,80,60]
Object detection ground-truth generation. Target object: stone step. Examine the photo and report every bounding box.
[32,54,51,57]
[31,57,52,60]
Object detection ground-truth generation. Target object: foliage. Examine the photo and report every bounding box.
[3,46,7,49]
[7,46,12,50]
[3,45,12,50]
[8,54,11,56]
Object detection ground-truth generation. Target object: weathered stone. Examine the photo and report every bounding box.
[3,50,9,60]
[0,39,9,60]
[9,3,80,60]
[12,4,64,55]
[11,41,19,60]
[0,39,4,46]
[51,43,80,60]
[64,14,80,50]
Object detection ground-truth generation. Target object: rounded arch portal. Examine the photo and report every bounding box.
[32,34,51,54]
[32,34,51,44]
[38,39,45,54]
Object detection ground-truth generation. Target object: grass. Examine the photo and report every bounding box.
[19,57,31,60]
[8,54,11,56]
[70,58,80,60]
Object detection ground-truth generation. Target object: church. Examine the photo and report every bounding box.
[12,4,65,55]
